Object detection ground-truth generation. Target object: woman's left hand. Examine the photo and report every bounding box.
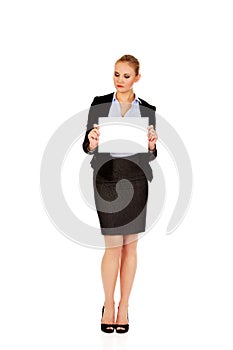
[147,125,158,151]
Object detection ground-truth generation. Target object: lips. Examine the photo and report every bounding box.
[117,85,124,88]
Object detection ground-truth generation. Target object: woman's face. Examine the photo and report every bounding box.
[113,62,140,93]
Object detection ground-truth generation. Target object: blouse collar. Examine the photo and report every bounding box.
[112,91,141,104]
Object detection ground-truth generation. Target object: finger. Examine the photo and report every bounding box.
[90,135,99,141]
[91,129,100,137]
[88,130,99,140]
[148,132,155,138]
[149,130,157,137]
[93,123,100,129]
[89,135,99,142]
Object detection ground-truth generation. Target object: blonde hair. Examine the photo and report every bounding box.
[115,54,140,76]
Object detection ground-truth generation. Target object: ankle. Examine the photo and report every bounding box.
[118,301,128,308]
[104,301,115,308]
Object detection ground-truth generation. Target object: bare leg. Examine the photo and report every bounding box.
[101,235,123,325]
[116,234,138,326]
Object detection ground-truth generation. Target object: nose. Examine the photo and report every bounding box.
[117,75,123,83]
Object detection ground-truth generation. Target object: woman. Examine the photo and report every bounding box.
[83,55,158,333]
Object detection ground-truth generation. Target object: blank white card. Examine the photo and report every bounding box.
[98,117,149,153]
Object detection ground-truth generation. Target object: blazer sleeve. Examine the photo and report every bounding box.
[82,97,99,154]
[148,105,157,161]
[140,102,157,161]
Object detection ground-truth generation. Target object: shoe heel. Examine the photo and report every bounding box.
[115,307,129,333]
[101,306,115,333]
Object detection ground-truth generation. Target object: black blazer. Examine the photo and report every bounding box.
[82,92,157,182]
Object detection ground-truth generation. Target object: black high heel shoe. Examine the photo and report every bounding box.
[101,306,115,333]
[115,306,129,334]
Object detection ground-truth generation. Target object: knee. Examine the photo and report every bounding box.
[122,242,137,257]
[105,246,122,259]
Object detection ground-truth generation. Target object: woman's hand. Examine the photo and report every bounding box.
[88,124,100,151]
[147,125,158,151]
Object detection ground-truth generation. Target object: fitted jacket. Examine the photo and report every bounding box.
[82,92,157,182]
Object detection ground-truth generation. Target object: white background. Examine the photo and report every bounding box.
[1,0,233,349]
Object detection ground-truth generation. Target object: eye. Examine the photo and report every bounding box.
[124,75,130,79]
[114,72,120,77]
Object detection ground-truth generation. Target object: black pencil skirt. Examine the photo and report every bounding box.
[93,157,148,235]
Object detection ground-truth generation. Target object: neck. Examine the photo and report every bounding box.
[116,90,135,103]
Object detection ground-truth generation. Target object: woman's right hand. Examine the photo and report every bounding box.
[88,124,100,151]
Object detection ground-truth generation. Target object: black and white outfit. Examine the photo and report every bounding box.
[83,92,157,235]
